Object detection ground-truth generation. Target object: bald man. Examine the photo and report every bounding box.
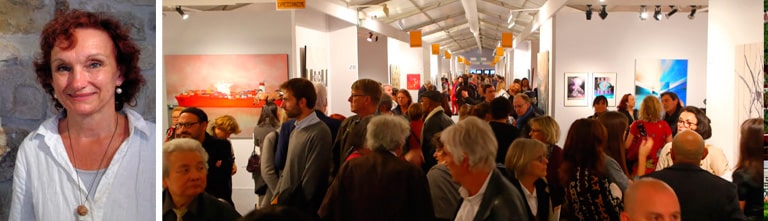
[644,131,744,221]
[621,178,680,221]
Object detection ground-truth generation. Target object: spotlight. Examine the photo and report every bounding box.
[688,5,697,20]
[599,5,608,20]
[367,32,373,42]
[375,35,379,42]
[653,5,662,21]
[666,5,678,18]
[639,5,648,20]
[175,6,189,20]
[585,4,593,20]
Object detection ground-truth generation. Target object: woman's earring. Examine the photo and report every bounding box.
[116,87,123,95]
[53,93,57,99]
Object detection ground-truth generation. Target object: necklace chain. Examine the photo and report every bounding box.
[66,113,119,212]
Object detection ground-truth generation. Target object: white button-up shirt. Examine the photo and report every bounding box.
[10,109,155,221]
[454,171,492,221]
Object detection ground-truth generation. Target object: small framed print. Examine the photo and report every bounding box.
[564,72,588,107]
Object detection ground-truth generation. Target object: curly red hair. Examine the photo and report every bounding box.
[34,10,144,112]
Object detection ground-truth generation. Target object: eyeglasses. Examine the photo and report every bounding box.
[677,120,696,128]
[176,122,201,128]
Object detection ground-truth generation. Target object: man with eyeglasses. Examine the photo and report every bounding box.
[512,93,541,139]
[175,107,236,208]
[331,79,382,180]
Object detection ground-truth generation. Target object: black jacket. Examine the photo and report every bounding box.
[644,164,745,221]
[465,169,527,221]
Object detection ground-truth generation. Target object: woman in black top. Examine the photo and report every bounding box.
[616,93,638,126]
[732,118,763,220]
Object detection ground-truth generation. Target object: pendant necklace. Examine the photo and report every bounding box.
[67,113,119,218]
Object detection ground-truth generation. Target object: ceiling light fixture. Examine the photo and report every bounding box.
[666,5,678,18]
[653,5,662,21]
[507,12,514,24]
[688,5,697,20]
[507,21,515,29]
[639,5,648,20]
[175,6,189,20]
[586,4,593,20]
[367,32,373,42]
[599,5,608,20]
[375,35,379,42]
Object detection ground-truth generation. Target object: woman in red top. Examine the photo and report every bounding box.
[625,96,672,176]
[403,103,425,167]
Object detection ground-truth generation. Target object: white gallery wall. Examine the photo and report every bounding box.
[552,11,707,148]
[358,29,390,84]
[328,18,359,117]
[387,37,424,100]
[513,41,532,79]
[706,0,763,173]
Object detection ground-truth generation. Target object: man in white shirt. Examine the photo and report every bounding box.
[438,117,526,221]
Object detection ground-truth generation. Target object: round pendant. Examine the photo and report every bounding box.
[77,205,88,216]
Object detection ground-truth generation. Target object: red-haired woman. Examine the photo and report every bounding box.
[11,10,153,220]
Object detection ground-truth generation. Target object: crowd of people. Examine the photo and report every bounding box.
[0,6,761,221]
[158,72,761,221]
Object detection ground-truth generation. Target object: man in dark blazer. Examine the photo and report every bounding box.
[420,90,455,172]
[319,115,434,221]
[439,117,526,221]
[644,130,744,221]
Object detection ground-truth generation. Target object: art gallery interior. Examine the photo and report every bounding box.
[162,0,763,214]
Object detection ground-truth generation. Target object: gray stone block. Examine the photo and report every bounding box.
[10,84,46,120]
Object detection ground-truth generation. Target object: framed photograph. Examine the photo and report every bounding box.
[564,72,588,106]
[593,72,617,106]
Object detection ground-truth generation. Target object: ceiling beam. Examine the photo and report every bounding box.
[423,22,469,37]
[403,12,465,32]
[162,0,272,6]
[382,0,459,23]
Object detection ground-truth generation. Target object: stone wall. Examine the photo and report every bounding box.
[0,0,156,131]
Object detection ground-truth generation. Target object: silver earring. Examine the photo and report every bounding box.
[53,94,58,99]
[116,87,123,94]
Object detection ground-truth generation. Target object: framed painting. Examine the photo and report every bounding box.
[564,72,588,106]
[390,64,401,89]
[164,54,289,138]
[634,59,688,108]
[593,72,617,106]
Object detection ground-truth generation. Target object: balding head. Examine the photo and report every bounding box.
[670,130,706,165]
[621,178,680,221]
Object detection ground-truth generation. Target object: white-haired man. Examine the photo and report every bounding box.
[439,117,526,220]
[162,138,240,221]
[319,115,434,221]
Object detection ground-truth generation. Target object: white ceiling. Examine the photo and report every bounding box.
[163,0,709,54]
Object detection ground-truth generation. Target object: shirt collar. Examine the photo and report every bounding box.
[425,106,444,121]
[294,111,320,130]
[458,170,493,199]
[37,109,151,149]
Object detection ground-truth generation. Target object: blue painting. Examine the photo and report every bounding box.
[634,59,688,108]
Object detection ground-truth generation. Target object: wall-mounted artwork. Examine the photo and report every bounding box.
[165,54,289,138]
[390,64,401,88]
[308,69,327,87]
[536,51,549,113]
[407,74,420,90]
[634,59,688,108]
[593,72,617,106]
[564,72,588,106]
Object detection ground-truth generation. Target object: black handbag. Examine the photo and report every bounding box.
[246,143,260,173]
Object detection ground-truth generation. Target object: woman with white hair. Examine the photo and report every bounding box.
[438,116,526,220]
[319,115,434,221]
